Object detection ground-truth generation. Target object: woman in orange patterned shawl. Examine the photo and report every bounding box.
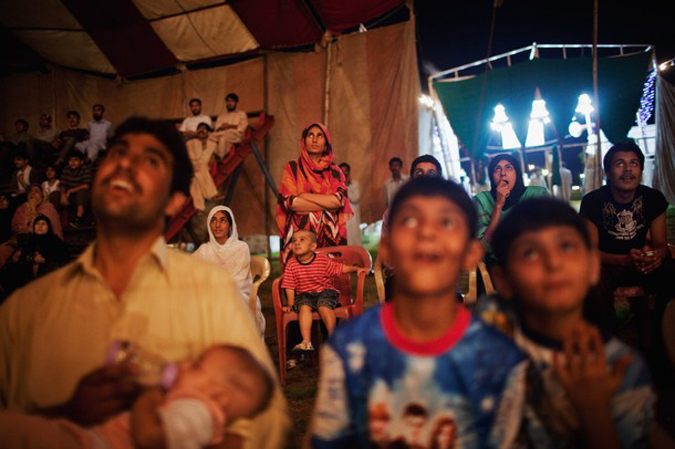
[276,123,352,264]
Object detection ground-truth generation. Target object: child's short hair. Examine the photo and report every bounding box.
[294,229,317,243]
[67,150,85,161]
[410,154,443,177]
[491,197,591,267]
[387,176,478,239]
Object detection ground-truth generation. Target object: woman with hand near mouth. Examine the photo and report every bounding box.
[276,123,352,265]
[473,153,548,263]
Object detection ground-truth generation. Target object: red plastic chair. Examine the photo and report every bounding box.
[271,245,372,385]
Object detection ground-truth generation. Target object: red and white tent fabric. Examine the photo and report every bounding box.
[1,1,419,234]
[1,0,406,77]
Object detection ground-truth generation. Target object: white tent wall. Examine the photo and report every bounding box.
[1,20,419,236]
[654,75,675,204]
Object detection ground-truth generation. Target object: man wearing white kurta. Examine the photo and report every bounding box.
[383,157,407,207]
[179,98,213,139]
[77,104,113,163]
[212,93,248,159]
[187,123,219,211]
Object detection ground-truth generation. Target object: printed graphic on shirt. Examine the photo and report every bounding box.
[312,307,527,449]
[602,195,644,241]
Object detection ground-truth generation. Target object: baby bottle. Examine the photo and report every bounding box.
[106,340,179,389]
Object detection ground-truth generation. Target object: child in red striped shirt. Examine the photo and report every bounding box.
[281,230,369,351]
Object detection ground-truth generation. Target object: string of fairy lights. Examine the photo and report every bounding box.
[637,69,656,127]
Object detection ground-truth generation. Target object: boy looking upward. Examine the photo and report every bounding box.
[311,177,528,448]
[281,230,368,351]
[489,197,654,448]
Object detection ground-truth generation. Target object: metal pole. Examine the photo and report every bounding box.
[250,141,280,199]
[323,38,332,126]
[224,164,243,206]
[592,0,603,189]
[263,54,271,258]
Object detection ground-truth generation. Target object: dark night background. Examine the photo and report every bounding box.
[414,0,675,88]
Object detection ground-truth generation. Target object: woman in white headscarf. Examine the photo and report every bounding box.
[193,205,265,336]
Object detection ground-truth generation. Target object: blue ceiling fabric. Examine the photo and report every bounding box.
[433,51,651,157]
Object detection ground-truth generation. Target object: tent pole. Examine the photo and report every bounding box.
[250,141,280,199]
[324,38,332,126]
[263,54,271,258]
[592,0,602,188]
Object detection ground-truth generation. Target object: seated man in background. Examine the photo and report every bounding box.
[10,147,38,207]
[32,113,61,168]
[212,93,248,159]
[179,98,213,140]
[579,141,674,337]
[0,117,288,449]
[56,110,89,166]
[78,103,113,164]
[60,150,91,229]
[10,119,31,147]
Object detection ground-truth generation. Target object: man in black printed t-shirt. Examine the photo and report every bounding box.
[580,141,674,338]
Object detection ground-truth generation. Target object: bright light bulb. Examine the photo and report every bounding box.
[492,104,509,124]
[576,94,594,115]
[492,104,521,149]
[530,99,550,120]
[541,169,549,177]
[525,120,545,147]
[569,121,583,138]
[418,95,434,108]
[501,123,521,149]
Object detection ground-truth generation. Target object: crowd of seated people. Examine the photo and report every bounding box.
[0,100,672,449]
[0,105,112,300]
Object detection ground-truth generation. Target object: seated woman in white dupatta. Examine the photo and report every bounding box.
[193,205,266,335]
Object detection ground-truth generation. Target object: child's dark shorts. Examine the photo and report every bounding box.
[291,289,340,313]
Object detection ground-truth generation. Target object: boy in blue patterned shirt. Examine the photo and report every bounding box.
[487,197,654,448]
[311,177,528,448]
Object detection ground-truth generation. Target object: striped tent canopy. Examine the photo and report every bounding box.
[0,0,406,77]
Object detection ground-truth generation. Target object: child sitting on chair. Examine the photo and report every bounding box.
[281,230,369,351]
[0,344,274,449]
